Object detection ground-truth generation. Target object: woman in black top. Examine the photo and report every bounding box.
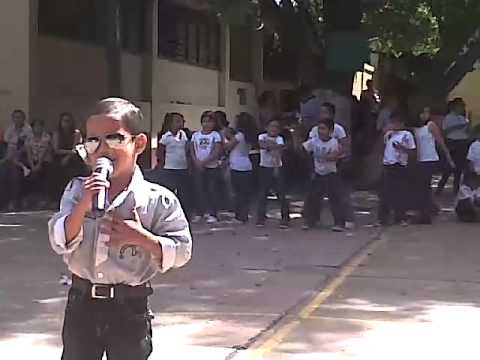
[53,112,88,201]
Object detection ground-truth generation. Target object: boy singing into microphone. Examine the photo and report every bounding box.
[48,98,192,360]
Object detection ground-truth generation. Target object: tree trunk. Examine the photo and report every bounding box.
[105,0,123,97]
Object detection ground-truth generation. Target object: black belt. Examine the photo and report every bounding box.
[71,275,153,300]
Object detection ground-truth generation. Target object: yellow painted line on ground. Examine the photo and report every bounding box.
[243,232,387,360]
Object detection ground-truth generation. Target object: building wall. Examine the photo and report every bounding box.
[450,66,480,124]
[0,0,31,131]
[153,59,219,106]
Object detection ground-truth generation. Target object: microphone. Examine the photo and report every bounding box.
[92,157,114,218]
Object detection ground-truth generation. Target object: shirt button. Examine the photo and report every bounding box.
[97,272,104,279]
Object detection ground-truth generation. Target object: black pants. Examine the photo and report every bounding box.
[414,161,437,221]
[378,164,409,224]
[25,162,56,201]
[438,139,470,193]
[0,160,24,208]
[338,160,354,223]
[158,169,192,219]
[193,167,221,217]
[61,288,153,360]
[304,173,344,227]
[256,167,289,223]
[230,170,253,222]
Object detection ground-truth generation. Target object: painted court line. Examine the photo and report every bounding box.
[230,230,388,360]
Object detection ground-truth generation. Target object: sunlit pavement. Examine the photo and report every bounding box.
[0,203,378,360]
[255,222,480,360]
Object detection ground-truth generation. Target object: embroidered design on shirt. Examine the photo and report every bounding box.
[119,245,139,259]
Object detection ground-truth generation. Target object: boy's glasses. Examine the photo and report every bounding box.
[84,133,136,154]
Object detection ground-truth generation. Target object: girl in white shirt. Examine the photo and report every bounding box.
[224,112,258,223]
[256,119,290,228]
[379,112,416,225]
[412,107,454,223]
[190,111,223,223]
[156,112,192,219]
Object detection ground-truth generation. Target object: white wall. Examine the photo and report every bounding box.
[227,80,257,121]
[0,0,31,131]
[153,59,219,105]
[33,36,145,130]
[450,65,480,124]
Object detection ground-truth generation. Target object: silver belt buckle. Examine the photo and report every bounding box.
[91,284,114,299]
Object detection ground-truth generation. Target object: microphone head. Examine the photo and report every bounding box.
[95,157,114,177]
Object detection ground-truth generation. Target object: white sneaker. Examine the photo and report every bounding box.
[205,215,218,224]
[345,222,355,230]
[191,215,202,224]
[331,225,345,233]
[229,218,245,225]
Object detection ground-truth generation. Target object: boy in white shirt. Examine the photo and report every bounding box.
[466,136,480,182]
[379,112,416,225]
[302,117,344,231]
[308,102,354,229]
[190,111,223,223]
[256,119,290,228]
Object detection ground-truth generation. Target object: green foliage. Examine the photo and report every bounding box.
[366,0,480,58]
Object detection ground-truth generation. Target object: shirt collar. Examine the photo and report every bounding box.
[108,166,150,212]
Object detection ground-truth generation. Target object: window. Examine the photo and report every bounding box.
[38,0,146,54]
[38,0,102,44]
[158,4,220,69]
[230,25,253,82]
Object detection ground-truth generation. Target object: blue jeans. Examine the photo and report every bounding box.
[231,170,253,222]
[159,169,192,219]
[303,173,344,227]
[256,167,290,223]
[193,168,221,217]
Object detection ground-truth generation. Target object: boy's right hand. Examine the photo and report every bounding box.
[80,173,110,209]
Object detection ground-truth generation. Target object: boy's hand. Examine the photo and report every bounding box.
[392,142,408,152]
[81,173,110,209]
[107,209,149,248]
[326,150,340,161]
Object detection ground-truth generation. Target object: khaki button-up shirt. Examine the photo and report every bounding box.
[48,167,192,286]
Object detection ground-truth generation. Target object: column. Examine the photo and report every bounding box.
[218,21,230,108]
[0,0,32,129]
[251,28,264,99]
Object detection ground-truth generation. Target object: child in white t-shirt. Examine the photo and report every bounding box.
[256,119,290,228]
[224,112,257,223]
[302,117,344,231]
[467,138,480,176]
[156,112,191,218]
[190,111,223,223]
[308,102,354,229]
[379,112,416,225]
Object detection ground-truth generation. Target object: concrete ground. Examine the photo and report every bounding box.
[0,195,378,360]
[250,218,480,359]
[2,191,478,360]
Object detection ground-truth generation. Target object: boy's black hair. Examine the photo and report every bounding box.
[12,109,26,119]
[93,97,144,135]
[31,119,45,128]
[321,102,336,116]
[390,110,405,123]
[319,117,334,131]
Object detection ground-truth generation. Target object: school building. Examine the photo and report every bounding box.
[0,0,294,150]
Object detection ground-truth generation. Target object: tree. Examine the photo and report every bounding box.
[209,0,326,84]
[366,0,480,100]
